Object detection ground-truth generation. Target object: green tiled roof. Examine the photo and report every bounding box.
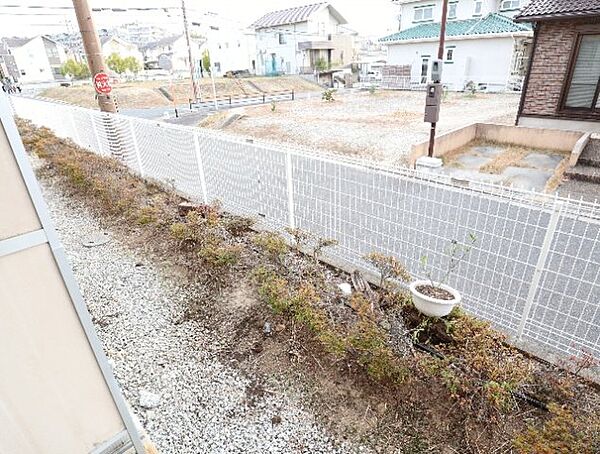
[380,13,531,42]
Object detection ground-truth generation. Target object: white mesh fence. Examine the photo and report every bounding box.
[12,95,600,363]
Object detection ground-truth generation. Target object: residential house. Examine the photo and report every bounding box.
[142,35,201,74]
[381,0,534,91]
[2,36,69,84]
[189,12,257,76]
[0,39,19,82]
[251,2,355,76]
[100,36,143,66]
[515,0,600,133]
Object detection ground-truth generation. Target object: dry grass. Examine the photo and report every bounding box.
[41,76,320,109]
[544,157,570,193]
[479,145,530,174]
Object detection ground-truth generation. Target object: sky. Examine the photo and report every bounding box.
[0,0,399,39]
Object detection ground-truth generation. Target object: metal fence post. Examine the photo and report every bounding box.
[193,133,209,204]
[68,109,81,146]
[89,111,102,154]
[285,151,295,229]
[128,119,144,177]
[516,200,563,340]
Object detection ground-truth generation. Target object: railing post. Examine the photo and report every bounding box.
[292,89,295,101]
[128,119,144,177]
[68,109,81,146]
[193,133,209,204]
[285,151,295,229]
[89,111,102,154]
[262,94,266,104]
[516,200,563,340]
[229,95,232,105]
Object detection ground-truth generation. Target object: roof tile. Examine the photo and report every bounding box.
[380,13,531,42]
[516,0,600,21]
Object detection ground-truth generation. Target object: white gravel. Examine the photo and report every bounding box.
[39,177,370,454]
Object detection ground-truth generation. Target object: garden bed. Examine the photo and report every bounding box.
[18,120,600,453]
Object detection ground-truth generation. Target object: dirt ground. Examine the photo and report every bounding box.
[200,90,521,166]
[39,76,321,110]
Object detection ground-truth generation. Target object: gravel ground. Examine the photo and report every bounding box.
[207,90,521,165]
[39,176,370,454]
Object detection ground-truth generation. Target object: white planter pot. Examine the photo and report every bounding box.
[409,280,461,317]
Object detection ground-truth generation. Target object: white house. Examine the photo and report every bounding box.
[142,34,201,74]
[189,13,257,76]
[2,36,69,84]
[381,0,533,91]
[100,36,143,66]
[251,2,355,76]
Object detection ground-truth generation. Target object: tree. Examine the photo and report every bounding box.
[202,49,211,75]
[106,53,141,75]
[60,59,91,79]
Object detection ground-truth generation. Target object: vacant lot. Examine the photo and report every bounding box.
[201,90,521,165]
[40,76,321,110]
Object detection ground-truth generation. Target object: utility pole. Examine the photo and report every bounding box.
[181,0,199,102]
[71,0,117,113]
[426,0,449,157]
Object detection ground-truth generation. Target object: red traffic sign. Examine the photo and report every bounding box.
[93,72,112,95]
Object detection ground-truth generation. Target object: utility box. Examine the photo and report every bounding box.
[431,59,443,83]
[424,82,442,122]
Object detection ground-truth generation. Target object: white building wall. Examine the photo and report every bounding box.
[102,39,143,64]
[387,36,515,91]
[255,22,310,75]
[12,37,54,84]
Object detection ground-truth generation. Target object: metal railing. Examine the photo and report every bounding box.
[10,95,600,364]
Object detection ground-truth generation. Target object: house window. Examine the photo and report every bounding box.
[563,34,600,110]
[413,5,434,22]
[445,46,455,63]
[500,0,520,11]
[448,2,458,19]
[278,33,287,45]
[421,55,430,83]
[473,0,482,16]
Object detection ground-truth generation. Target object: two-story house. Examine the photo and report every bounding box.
[252,2,354,76]
[100,36,143,67]
[381,0,533,91]
[1,36,69,84]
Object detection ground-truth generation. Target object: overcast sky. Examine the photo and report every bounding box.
[0,0,398,38]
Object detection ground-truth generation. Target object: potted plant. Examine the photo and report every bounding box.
[410,234,476,317]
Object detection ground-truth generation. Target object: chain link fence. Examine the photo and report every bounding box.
[10,95,600,364]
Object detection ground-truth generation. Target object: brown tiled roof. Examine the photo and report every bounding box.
[515,0,600,21]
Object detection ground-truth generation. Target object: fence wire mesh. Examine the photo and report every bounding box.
[11,95,600,363]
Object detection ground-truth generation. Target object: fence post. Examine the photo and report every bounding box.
[291,89,295,101]
[516,200,563,340]
[193,133,209,204]
[285,151,295,229]
[68,109,81,146]
[128,119,144,177]
[89,112,102,154]
[262,94,266,104]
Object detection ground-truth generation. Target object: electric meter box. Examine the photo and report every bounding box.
[424,105,440,123]
[425,83,443,106]
[431,59,443,83]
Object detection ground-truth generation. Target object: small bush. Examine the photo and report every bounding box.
[365,252,411,288]
[198,244,241,269]
[224,216,255,236]
[253,232,289,263]
[136,206,158,225]
[322,89,336,102]
[514,404,600,454]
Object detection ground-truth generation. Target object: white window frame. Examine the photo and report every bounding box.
[500,0,520,11]
[448,2,458,19]
[413,5,434,23]
[473,0,483,16]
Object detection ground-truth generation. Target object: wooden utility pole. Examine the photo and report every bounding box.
[72,0,117,113]
[427,0,449,157]
[181,0,199,102]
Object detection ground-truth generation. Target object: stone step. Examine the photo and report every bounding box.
[565,165,600,184]
[579,138,600,167]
